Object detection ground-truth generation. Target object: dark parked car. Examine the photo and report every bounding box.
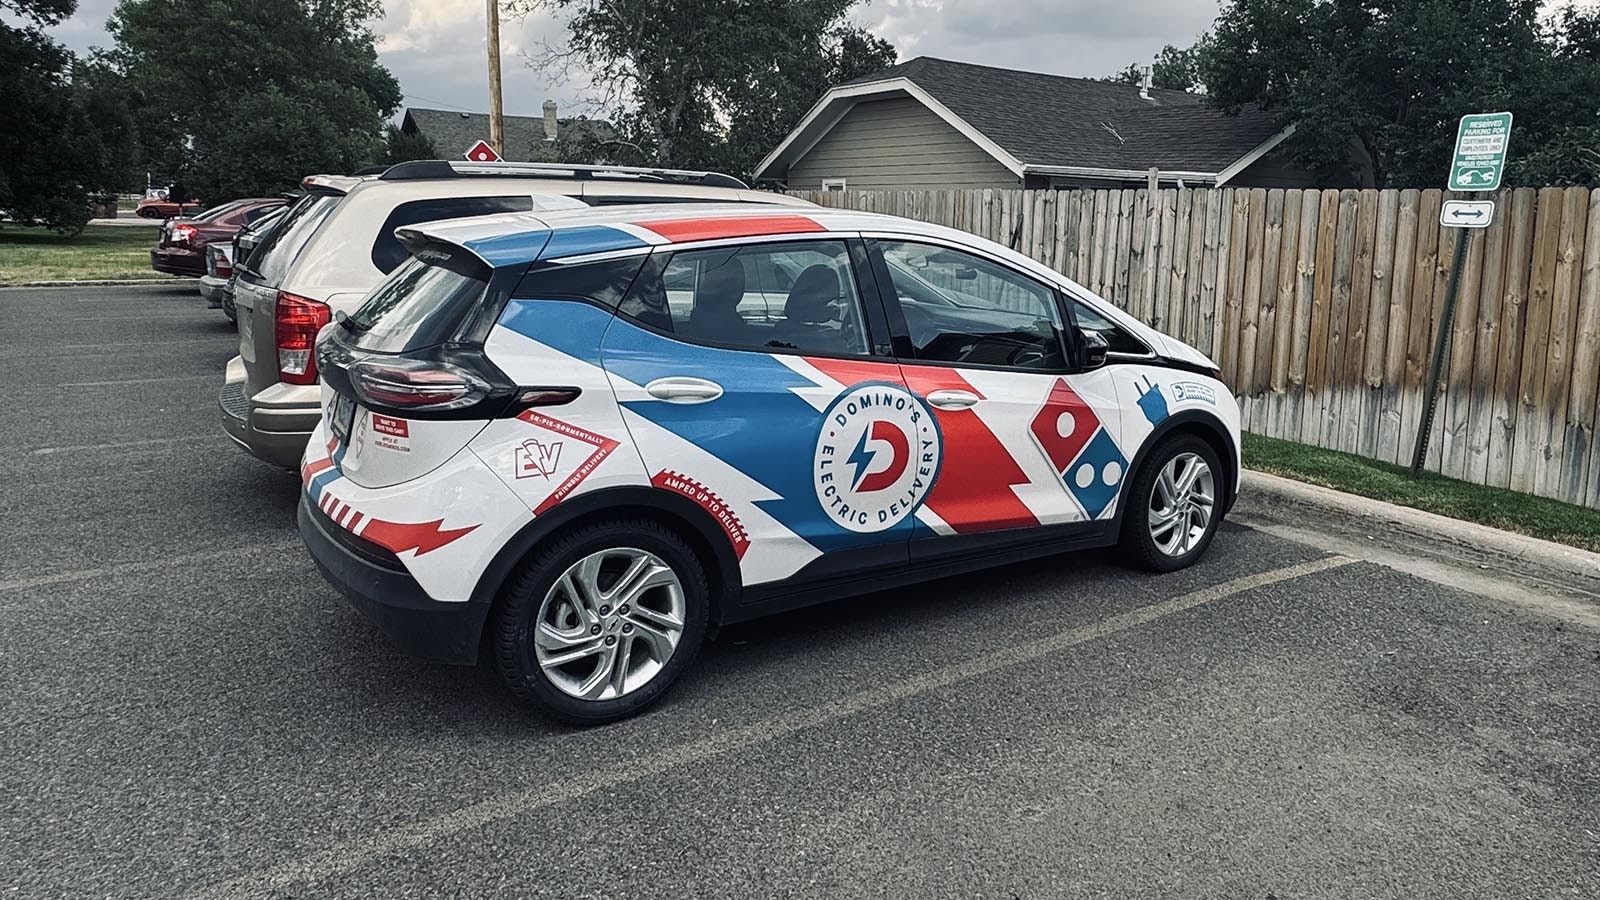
[150,198,288,278]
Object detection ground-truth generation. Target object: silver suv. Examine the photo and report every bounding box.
[220,161,812,467]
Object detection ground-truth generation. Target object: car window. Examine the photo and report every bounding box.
[620,240,870,357]
[246,194,340,284]
[876,240,1068,370]
[241,204,281,225]
[370,195,535,274]
[343,254,489,353]
[193,200,249,223]
[1071,299,1151,355]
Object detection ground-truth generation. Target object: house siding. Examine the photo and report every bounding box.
[785,97,1020,191]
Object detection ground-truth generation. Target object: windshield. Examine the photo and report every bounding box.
[342,255,488,353]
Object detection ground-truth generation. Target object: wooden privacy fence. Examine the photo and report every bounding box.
[791,186,1600,509]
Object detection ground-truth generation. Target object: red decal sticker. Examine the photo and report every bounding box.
[1029,378,1101,472]
[371,414,409,438]
[652,470,750,559]
[361,517,478,556]
[517,410,620,515]
[637,215,825,244]
[899,367,1038,533]
[801,356,905,388]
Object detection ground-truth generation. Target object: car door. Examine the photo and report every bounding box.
[865,237,1129,559]
[600,237,930,590]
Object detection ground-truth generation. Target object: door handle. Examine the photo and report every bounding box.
[645,376,724,404]
[925,389,980,410]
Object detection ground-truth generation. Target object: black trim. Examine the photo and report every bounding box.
[298,496,491,665]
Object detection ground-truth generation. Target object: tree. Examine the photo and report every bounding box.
[102,0,401,201]
[381,124,437,167]
[1197,0,1600,188]
[517,0,895,177]
[0,0,130,230]
[1106,43,1205,92]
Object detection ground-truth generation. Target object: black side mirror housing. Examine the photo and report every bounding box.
[1077,328,1109,371]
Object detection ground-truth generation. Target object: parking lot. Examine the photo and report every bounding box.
[2,283,1597,898]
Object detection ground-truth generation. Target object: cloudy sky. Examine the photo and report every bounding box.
[47,0,1218,121]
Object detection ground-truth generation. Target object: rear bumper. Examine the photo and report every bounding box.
[151,248,203,277]
[219,361,321,468]
[298,496,490,665]
[199,275,228,307]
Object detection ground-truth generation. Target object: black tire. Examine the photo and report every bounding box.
[491,518,710,725]
[1118,434,1225,573]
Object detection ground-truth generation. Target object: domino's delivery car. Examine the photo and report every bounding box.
[299,204,1241,724]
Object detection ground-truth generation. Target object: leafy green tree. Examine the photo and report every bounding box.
[517,0,894,177]
[1106,43,1205,92]
[1198,0,1600,188]
[0,0,130,231]
[103,0,401,201]
[381,123,437,166]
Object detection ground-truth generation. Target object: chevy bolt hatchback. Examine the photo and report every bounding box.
[299,205,1240,724]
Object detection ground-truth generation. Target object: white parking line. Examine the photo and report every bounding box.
[0,541,303,594]
[190,554,1359,900]
[60,375,214,388]
[62,337,223,350]
[29,435,213,455]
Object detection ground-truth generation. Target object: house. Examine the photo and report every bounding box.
[754,57,1310,192]
[400,104,613,163]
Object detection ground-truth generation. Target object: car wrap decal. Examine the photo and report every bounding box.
[898,366,1038,534]
[513,410,621,515]
[1030,377,1127,519]
[634,214,825,243]
[304,437,479,556]
[651,470,751,559]
[463,229,553,267]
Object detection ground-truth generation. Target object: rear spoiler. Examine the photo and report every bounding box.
[300,175,361,196]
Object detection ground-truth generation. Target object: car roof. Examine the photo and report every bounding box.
[396,203,938,268]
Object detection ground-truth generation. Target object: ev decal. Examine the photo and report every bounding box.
[1135,376,1170,425]
[516,438,564,479]
[1172,381,1217,405]
[813,383,941,533]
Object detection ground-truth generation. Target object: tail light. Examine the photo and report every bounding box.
[347,358,491,412]
[276,292,331,385]
[170,222,198,245]
[207,246,232,278]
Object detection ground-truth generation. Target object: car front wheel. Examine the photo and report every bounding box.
[1119,434,1223,572]
[491,518,710,725]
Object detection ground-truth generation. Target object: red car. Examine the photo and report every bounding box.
[150,198,288,278]
[135,197,205,219]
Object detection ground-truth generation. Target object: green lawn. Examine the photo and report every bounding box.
[1243,431,1600,553]
[0,223,165,284]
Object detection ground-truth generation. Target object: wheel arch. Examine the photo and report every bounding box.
[470,486,745,648]
[1113,410,1239,526]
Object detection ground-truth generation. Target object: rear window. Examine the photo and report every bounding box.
[341,254,488,353]
[370,195,535,274]
[193,200,249,223]
[246,194,340,284]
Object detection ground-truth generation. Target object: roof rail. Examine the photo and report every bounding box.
[376,159,748,190]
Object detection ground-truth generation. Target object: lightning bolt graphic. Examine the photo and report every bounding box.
[846,428,878,490]
[360,518,479,556]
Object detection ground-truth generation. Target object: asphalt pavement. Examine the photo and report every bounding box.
[3,284,1597,899]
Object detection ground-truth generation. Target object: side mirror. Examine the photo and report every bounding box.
[1077,328,1109,371]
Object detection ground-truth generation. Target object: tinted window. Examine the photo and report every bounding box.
[513,257,647,309]
[370,195,534,274]
[1071,299,1150,355]
[877,240,1067,370]
[343,255,488,353]
[193,200,250,223]
[621,240,870,357]
[246,194,340,284]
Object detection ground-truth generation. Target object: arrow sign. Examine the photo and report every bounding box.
[464,139,501,163]
[1440,199,1495,229]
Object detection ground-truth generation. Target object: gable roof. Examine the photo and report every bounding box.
[757,57,1291,184]
[401,108,613,163]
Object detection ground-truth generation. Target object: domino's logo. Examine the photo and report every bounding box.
[814,383,941,533]
[1029,378,1128,519]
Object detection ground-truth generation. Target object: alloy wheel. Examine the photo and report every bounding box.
[1147,451,1216,557]
[533,548,686,701]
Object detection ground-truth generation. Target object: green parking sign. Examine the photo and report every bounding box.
[1449,112,1512,191]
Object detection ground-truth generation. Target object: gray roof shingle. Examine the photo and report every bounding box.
[848,57,1282,174]
[401,108,613,162]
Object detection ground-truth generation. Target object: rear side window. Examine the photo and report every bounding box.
[342,254,489,353]
[247,194,340,284]
[513,257,647,308]
[370,196,534,274]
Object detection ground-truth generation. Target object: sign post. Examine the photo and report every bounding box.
[1410,113,1511,476]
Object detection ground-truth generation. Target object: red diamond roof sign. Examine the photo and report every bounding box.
[464,140,501,163]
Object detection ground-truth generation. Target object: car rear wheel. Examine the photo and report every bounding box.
[491,518,709,725]
[1119,434,1223,572]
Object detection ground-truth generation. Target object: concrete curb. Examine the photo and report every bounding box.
[1242,468,1600,586]
[0,278,194,289]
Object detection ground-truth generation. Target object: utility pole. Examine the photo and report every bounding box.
[485,0,504,157]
